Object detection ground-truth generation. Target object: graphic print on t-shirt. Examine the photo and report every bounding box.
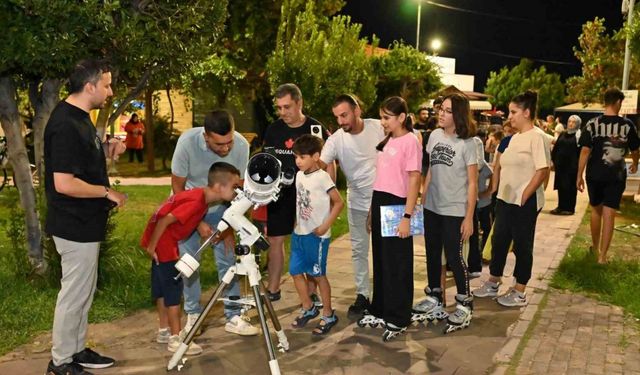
[285,138,295,149]
[430,142,456,166]
[602,138,626,167]
[297,185,312,220]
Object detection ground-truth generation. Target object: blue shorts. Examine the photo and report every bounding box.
[151,260,183,307]
[289,233,330,277]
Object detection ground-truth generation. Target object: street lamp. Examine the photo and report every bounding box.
[416,1,422,50]
[431,38,442,54]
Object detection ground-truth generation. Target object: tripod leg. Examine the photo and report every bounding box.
[252,284,282,375]
[167,281,229,371]
[260,281,289,352]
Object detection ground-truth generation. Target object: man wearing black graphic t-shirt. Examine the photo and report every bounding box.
[262,83,330,300]
[577,88,639,264]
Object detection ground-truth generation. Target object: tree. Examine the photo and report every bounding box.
[484,59,565,116]
[267,1,377,127]
[567,17,640,104]
[0,0,228,262]
[0,1,106,265]
[373,41,442,112]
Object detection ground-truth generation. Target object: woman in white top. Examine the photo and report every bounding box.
[473,90,550,307]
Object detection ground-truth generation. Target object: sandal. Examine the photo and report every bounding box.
[291,305,319,328]
[312,311,338,335]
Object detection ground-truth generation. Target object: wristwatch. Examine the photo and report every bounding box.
[104,187,110,198]
[403,213,412,219]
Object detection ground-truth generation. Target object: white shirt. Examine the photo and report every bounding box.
[498,128,550,210]
[320,119,385,211]
[295,169,336,238]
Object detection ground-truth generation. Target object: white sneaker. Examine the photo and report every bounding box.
[469,271,482,279]
[156,327,171,343]
[184,313,202,336]
[225,315,259,336]
[167,334,203,356]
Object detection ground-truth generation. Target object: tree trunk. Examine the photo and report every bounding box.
[145,88,155,172]
[164,86,175,170]
[29,78,63,183]
[0,76,43,264]
[107,68,153,128]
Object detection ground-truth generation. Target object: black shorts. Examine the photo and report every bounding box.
[266,186,296,237]
[151,260,183,307]
[586,179,625,209]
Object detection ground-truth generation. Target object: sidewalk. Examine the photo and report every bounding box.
[0,175,596,374]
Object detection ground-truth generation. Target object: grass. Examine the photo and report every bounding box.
[550,199,640,318]
[107,157,172,177]
[0,185,349,356]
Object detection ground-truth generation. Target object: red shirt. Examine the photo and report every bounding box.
[140,189,208,262]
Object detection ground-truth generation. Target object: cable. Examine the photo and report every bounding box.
[424,0,583,27]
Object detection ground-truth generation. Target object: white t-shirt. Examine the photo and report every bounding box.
[498,128,551,210]
[425,128,477,217]
[295,169,336,238]
[320,119,385,211]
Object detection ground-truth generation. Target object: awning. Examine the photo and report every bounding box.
[469,100,493,111]
[554,102,604,113]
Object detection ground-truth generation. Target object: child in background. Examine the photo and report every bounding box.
[289,135,344,335]
[140,162,241,354]
[468,136,493,276]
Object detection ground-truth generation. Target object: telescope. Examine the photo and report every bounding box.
[169,151,293,375]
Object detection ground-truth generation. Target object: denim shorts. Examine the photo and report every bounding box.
[289,233,329,277]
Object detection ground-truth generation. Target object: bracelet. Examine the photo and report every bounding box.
[403,213,412,219]
[103,187,110,198]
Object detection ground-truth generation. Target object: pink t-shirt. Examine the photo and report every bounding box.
[372,132,422,198]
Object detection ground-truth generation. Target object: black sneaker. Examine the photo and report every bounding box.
[72,348,115,369]
[348,294,370,318]
[266,289,281,301]
[46,360,93,375]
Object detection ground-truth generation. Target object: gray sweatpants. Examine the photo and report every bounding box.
[51,236,100,366]
[348,208,371,297]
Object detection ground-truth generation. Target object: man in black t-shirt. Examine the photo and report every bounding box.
[262,83,330,300]
[577,88,639,264]
[44,59,127,375]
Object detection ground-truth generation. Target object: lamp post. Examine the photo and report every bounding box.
[622,0,636,90]
[416,2,422,50]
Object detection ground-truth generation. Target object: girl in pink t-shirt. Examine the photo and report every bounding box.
[359,96,421,342]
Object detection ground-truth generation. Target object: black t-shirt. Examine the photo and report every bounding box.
[44,101,111,242]
[579,115,640,181]
[262,116,330,178]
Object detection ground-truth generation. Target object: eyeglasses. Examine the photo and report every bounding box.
[438,108,453,115]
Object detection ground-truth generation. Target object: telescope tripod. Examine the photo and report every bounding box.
[167,251,290,375]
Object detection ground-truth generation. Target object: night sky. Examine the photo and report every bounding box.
[340,0,626,92]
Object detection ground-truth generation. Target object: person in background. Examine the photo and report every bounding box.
[262,83,330,303]
[577,88,639,264]
[469,135,493,276]
[550,115,581,215]
[124,113,145,163]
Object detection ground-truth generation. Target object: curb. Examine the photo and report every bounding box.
[490,200,587,374]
